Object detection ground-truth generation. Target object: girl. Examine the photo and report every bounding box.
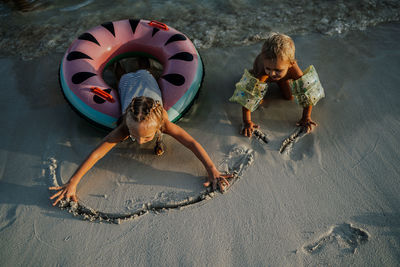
[50,59,231,206]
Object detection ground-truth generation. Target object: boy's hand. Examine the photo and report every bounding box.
[203,168,233,192]
[49,183,78,206]
[297,117,317,133]
[242,121,259,137]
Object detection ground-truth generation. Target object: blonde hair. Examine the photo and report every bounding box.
[125,96,164,130]
[261,32,295,63]
[251,32,296,77]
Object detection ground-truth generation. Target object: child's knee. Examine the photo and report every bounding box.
[281,89,293,100]
[283,93,294,101]
[280,86,292,100]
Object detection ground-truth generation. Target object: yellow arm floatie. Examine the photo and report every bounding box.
[290,65,325,107]
[229,69,268,112]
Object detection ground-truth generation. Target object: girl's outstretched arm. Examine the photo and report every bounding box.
[163,119,232,191]
[49,124,129,206]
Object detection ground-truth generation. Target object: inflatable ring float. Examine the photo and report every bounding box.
[59,19,204,129]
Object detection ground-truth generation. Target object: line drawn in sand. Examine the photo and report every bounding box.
[252,129,269,144]
[279,127,308,154]
[303,223,369,255]
[47,146,255,224]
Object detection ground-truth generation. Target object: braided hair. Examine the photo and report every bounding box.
[125,96,164,129]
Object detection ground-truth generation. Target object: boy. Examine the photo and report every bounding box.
[242,33,317,137]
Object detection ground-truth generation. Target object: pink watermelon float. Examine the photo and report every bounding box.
[60,19,203,129]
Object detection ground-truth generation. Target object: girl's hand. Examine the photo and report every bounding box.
[297,117,317,133]
[49,183,78,206]
[242,121,259,137]
[203,168,234,192]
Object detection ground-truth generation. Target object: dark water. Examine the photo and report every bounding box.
[1,0,399,60]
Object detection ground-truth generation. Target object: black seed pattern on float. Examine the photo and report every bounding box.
[129,19,140,34]
[165,34,187,45]
[152,28,160,37]
[93,88,112,104]
[169,52,193,61]
[72,72,97,84]
[101,22,115,37]
[67,51,93,61]
[162,74,185,86]
[78,33,100,46]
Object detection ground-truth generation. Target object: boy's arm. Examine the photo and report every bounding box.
[297,105,317,133]
[163,119,231,191]
[49,124,129,205]
[285,63,317,132]
[278,62,303,100]
[241,74,268,137]
[289,62,303,80]
[242,107,258,137]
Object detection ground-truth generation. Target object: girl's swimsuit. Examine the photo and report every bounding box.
[118,69,163,113]
[118,69,164,142]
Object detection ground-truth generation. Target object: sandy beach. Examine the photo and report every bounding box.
[0,16,399,266]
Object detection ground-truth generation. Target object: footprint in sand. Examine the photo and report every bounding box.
[46,145,255,224]
[303,223,369,255]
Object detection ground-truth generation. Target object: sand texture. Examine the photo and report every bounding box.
[0,23,399,266]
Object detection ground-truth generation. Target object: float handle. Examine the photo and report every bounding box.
[148,20,169,31]
[90,87,115,103]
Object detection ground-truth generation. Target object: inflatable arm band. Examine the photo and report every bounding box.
[229,69,268,112]
[290,65,325,107]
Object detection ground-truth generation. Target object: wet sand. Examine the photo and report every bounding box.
[0,23,399,266]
